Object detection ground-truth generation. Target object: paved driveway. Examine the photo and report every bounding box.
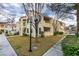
[0,34,17,56]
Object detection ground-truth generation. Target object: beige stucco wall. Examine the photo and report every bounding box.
[42,18,54,37]
[19,16,28,36]
[18,15,65,37]
[57,21,65,33]
[16,22,20,32]
[0,24,6,32]
[0,25,5,30]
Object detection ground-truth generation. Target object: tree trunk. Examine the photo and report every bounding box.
[35,25,38,42]
[35,19,39,42]
[76,4,79,37]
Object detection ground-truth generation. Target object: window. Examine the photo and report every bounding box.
[23,28,26,33]
[60,22,63,26]
[44,16,50,23]
[27,28,29,33]
[39,28,41,34]
[23,19,26,21]
[44,27,50,32]
[23,22,26,26]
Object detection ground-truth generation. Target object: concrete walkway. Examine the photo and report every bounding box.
[43,36,66,56]
[0,34,17,56]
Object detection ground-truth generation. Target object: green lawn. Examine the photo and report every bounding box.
[62,35,79,56]
[7,35,63,56]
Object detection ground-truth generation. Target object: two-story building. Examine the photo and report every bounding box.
[0,22,7,32]
[18,15,65,37]
[0,21,16,34]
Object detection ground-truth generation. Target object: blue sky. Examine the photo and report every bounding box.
[0,3,77,26]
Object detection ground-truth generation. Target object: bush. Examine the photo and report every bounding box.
[54,31,63,35]
[75,33,79,37]
[62,45,79,56]
[0,31,2,34]
[41,31,44,37]
[54,31,59,35]
[1,30,4,32]
[23,33,29,36]
[59,32,63,35]
[6,31,13,36]
[14,32,19,35]
[6,30,8,34]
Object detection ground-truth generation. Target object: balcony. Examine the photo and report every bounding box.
[22,22,26,27]
[43,16,52,27]
[43,21,51,27]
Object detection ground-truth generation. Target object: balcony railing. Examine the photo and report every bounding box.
[43,21,51,27]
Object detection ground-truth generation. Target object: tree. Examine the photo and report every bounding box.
[22,3,44,42]
[75,4,79,37]
[65,3,79,37]
[47,3,75,34]
[22,3,44,52]
[33,3,44,42]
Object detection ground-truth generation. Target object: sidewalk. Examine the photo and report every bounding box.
[43,35,66,56]
[0,34,17,56]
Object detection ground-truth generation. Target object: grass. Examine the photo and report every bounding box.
[7,35,63,56]
[62,35,79,56]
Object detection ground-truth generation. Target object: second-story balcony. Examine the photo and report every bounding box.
[43,16,52,27]
[43,22,51,27]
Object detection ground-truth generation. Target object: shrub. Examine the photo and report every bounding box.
[23,33,29,36]
[40,31,44,37]
[54,31,59,35]
[1,30,4,32]
[5,30,8,35]
[75,33,79,37]
[62,45,79,56]
[14,32,19,35]
[6,31,13,36]
[0,31,2,34]
[6,30,8,34]
[54,31,63,35]
[58,32,63,35]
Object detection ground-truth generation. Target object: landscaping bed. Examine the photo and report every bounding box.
[7,35,63,56]
[62,35,79,56]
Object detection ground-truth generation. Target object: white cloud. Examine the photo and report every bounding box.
[0,14,7,22]
[9,3,21,7]
[2,3,10,7]
[14,17,20,23]
[14,13,26,23]
[3,9,11,13]
[16,13,26,17]
[0,3,77,26]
